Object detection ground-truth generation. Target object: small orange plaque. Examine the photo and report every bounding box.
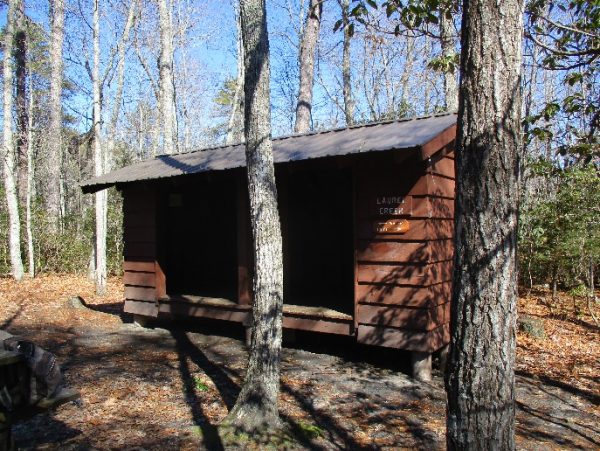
[373,219,410,234]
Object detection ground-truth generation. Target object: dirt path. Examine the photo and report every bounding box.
[0,275,598,449]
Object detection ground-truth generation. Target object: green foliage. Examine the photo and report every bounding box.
[519,160,600,290]
[297,421,325,439]
[0,187,123,277]
[192,376,209,392]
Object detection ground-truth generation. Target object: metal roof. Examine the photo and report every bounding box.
[81,113,456,193]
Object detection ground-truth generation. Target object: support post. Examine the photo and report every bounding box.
[411,351,432,382]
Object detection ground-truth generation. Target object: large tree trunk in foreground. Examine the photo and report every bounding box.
[439,2,458,112]
[294,0,322,133]
[46,0,65,229]
[224,0,284,432]
[2,0,25,281]
[445,0,524,449]
[158,0,177,154]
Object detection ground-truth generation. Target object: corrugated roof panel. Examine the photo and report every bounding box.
[81,113,456,193]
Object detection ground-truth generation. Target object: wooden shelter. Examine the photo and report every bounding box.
[82,113,457,378]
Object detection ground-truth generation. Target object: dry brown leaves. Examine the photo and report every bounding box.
[516,290,599,404]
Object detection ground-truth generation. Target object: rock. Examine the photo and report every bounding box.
[519,315,545,338]
[67,296,87,309]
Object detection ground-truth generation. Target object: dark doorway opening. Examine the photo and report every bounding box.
[280,163,355,316]
[158,174,238,300]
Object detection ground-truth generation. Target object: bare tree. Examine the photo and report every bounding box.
[2,0,25,281]
[339,0,354,125]
[46,0,65,229]
[226,0,245,145]
[92,0,107,295]
[445,0,524,448]
[223,0,284,432]
[439,1,458,111]
[158,0,178,154]
[294,0,323,133]
[15,0,28,205]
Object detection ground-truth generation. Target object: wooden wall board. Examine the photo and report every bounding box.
[356,218,454,241]
[356,323,450,352]
[124,286,156,302]
[357,302,449,331]
[356,281,451,307]
[124,299,158,317]
[123,271,156,288]
[282,316,353,335]
[356,261,452,285]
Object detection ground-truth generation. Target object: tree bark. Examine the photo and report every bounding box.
[223,0,284,432]
[46,0,64,229]
[15,0,28,205]
[26,76,35,277]
[158,0,177,154]
[445,0,524,449]
[439,2,458,112]
[2,0,25,281]
[340,0,354,126]
[294,0,322,133]
[93,0,107,296]
[226,0,245,145]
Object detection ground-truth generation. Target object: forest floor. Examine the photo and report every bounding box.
[0,274,598,450]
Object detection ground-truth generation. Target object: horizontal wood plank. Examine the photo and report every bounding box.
[125,286,156,302]
[282,316,353,335]
[357,323,450,352]
[358,303,449,331]
[356,282,452,307]
[420,124,456,160]
[356,241,429,263]
[357,261,452,285]
[123,300,158,317]
[123,271,156,288]
[160,302,250,323]
[356,219,454,240]
[123,260,156,273]
[427,156,455,179]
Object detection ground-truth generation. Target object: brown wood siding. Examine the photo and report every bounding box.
[122,186,159,316]
[283,316,353,335]
[356,323,450,352]
[356,218,454,241]
[357,303,449,331]
[356,281,451,308]
[353,146,454,352]
[123,299,158,317]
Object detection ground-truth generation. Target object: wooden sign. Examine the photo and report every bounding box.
[373,219,410,234]
[375,195,412,216]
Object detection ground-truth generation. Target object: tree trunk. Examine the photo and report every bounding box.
[93,0,107,296]
[15,0,28,206]
[223,0,284,432]
[226,0,245,145]
[445,0,524,449]
[439,2,458,112]
[158,0,177,154]
[46,0,64,229]
[294,0,322,133]
[2,0,25,281]
[340,0,354,126]
[26,77,35,278]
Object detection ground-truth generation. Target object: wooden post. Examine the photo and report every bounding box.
[411,351,432,382]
